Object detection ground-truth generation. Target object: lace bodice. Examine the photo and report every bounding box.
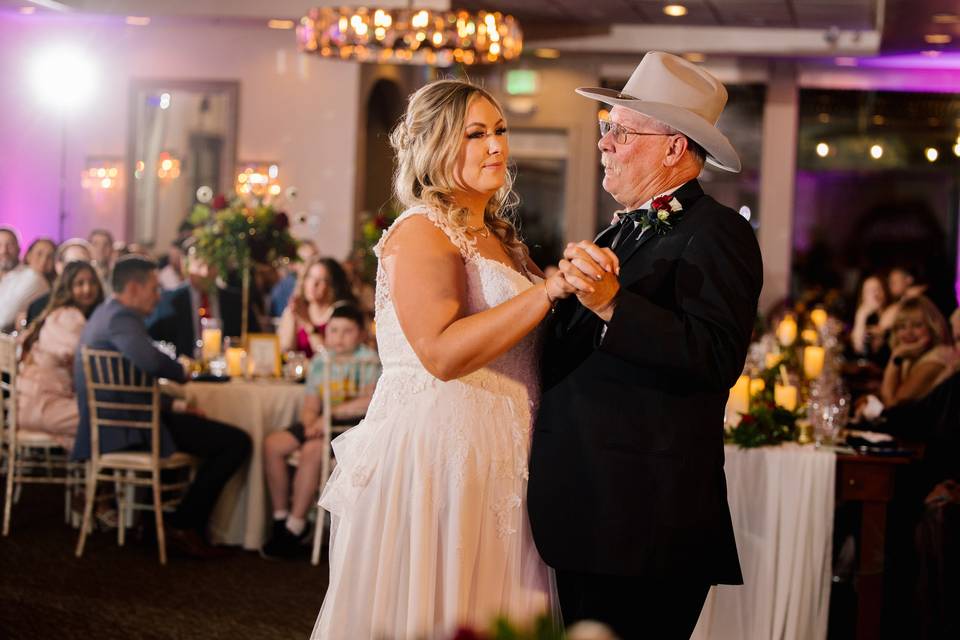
[371,206,542,405]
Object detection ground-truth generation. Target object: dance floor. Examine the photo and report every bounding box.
[0,485,327,639]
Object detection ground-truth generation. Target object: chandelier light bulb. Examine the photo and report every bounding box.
[869,144,883,160]
[815,142,829,157]
[925,147,938,162]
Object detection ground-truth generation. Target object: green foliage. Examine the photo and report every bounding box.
[353,210,399,283]
[728,401,800,448]
[189,196,298,277]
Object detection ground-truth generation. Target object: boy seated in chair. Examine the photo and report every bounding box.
[261,304,379,559]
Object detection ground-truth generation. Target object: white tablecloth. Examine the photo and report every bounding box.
[184,379,305,550]
[692,443,836,640]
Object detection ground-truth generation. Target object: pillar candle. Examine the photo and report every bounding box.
[803,345,825,379]
[749,378,766,396]
[801,329,819,344]
[225,347,245,377]
[810,308,828,330]
[727,375,750,425]
[201,328,222,361]
[777,316,797,347]
[774,384,798,411]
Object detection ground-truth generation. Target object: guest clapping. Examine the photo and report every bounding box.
[881,296,957,407]
[277,256,356,358]
[16,261,104,452]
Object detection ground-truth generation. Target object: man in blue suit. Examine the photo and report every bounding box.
[73,256,251,558]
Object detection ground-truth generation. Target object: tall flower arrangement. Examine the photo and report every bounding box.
[188,193,299,342]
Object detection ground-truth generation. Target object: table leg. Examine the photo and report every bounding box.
[856,500,887,640]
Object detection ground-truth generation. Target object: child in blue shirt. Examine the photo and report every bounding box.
[261,304,379,559]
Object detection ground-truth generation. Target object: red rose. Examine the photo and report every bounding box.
[449,628,484,640]
[739,414,756,425]
[374,214,389,230]
[211,194,228,210]
[651,195,674,210]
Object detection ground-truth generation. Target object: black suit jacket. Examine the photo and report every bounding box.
[147,283,260,357]
[528,180,762,584]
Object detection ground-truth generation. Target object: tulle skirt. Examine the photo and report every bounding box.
[311,371,560,640]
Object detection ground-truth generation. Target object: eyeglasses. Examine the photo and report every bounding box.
[598,120,672,145]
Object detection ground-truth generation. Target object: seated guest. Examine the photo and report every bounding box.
[850,274,890,365]
[26,238,94,324]
[157,238,185,291]
[147,244,261,357]
[16,261,104,452]
[269,239,318,317]
[261,305,379,558]
[277,256,355,358]
[87,228,115,292]
[881,296,957,407]
[71,256,252,557]
[0,237,56,332]
[0,225,20,282]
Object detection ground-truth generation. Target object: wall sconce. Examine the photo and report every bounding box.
[133,151,181,182]
[81,157,122,190]
[237,161,282,198]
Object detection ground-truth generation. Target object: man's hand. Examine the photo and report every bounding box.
[559,241,620,322]
[304,420,325,440]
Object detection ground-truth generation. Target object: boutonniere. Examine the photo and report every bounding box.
[643,195,683,235]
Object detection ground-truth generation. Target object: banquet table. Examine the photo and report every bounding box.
[692,443,837,640]
[183,378,305,550]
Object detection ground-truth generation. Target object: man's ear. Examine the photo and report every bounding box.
[662,135,687,168]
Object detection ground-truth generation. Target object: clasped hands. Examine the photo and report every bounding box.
[544,241,620,322]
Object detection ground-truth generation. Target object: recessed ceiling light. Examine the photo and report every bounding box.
[19,6,35,14]
[125,16,150,26]
[533,48,561,59]
[815,142,830,158]
[663,5,688,18]
[932,14,959,24]
[268,19,295,30]
[869,144,883,160]
[925,147,939,162]
[834,57,858,67]
[924,34,951,44]
[683,52,705,63]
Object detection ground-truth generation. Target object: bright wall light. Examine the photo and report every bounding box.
[29,46,97,113]
[925,147,939,162]
[663,5,688,17]
[815,142,830,157]
[954,142,960,157]
[869,144,883,159]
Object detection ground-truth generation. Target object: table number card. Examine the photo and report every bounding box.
[246,334,281,377]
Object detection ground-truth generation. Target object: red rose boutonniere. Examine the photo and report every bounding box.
[643,194,684,235]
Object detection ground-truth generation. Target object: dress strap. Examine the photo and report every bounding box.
[373,206,478,261]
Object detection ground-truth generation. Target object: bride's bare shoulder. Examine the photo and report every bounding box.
[381,213,459,261]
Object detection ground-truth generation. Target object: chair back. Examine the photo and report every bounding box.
[317,352,381,431]
[80,347,161,465]
[0,333,17,440]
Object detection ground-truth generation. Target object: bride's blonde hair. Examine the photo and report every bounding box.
[389,79,527,265]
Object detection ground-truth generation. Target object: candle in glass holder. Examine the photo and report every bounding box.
[774,383,798,411]
[225,347,246,377]
[810,308,828,330]
[749,378,765,396]
[777,315,798,347]
[727,375,750,425]
[803,345,825,379]
[201,328,222,361]
[801,329,819,344]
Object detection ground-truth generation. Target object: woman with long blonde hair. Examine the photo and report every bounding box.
[312,80,613,639]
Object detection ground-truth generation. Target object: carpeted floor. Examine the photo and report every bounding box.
[0,484,328,639]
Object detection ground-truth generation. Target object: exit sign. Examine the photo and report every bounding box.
[505,69,538,96]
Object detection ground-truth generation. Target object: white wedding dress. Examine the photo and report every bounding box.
[312,207,559,640]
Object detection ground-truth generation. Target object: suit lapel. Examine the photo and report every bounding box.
[565,179,706,332]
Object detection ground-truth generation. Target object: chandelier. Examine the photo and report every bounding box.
[296,7,522,66]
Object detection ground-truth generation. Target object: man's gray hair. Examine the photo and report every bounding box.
[658,123,707,167]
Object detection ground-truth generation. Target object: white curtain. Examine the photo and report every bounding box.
[692,443,836,640]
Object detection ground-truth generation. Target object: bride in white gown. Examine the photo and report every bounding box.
[312,80,615,639]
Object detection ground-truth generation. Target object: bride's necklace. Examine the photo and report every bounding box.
[466,222,490,238]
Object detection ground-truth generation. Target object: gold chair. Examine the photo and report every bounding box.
[2,333,84,536]
[75,347,193,565]
[309,352,381,565]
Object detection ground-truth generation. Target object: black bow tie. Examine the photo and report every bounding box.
[610,209,649,248]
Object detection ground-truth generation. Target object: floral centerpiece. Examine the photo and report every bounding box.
[188,192,299,342]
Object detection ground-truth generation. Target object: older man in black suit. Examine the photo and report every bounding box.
[73,256,250,558]
[528,52,763,639]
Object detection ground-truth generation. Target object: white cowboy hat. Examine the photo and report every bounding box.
[576,51,741,173]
